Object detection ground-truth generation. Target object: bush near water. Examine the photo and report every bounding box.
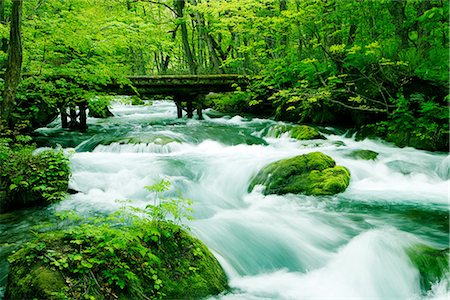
[5,180,229,300]
[0,136,71,211]
[5,222,228,300]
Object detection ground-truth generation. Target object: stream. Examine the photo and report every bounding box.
[1,100,449,299]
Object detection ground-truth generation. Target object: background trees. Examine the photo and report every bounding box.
[0,0,447,150]
[0,0,22,127]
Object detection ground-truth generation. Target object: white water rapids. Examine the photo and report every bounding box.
[4,100,449,299]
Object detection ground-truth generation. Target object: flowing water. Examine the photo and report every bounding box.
[1,100,449,299]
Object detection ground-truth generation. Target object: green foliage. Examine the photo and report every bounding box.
[377,93,449,151]
[12,76,96,129]
[0,137,71,210]
[205,91,252,113]
[131,95,145,106]
[2,0,446,150]
[144,178,193,228]
[6,180,227,300]
[88,96,113,118]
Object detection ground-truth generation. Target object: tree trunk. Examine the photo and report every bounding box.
[1,0,23,127]
[388,0,408,49]
[0,0,8,62]
[174,0,197,74]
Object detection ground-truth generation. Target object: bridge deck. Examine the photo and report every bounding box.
[114,74,249,96]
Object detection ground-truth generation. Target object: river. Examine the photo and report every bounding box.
[1,100,449,299]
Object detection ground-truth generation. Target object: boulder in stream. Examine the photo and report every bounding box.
[267,124,325,140]
[347,149,379,160]
[407,244,449,292]
[249,152,350,196]
[5,222,228,299]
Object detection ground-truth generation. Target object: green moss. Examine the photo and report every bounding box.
[5,263,65,300]
[249,151,350,196]
[290,125,325,140]
[5,222,228,300]
[267,124,325,140]
[347,149,379,160]
[131,96,145,105]
[407,244,449,292]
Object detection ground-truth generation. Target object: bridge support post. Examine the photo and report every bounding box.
[60,103,88,131]
[175,101,183,118]
[79,103,87,132]
[61,108,69,128]
[187,101,194,118]
[197,102,203,120]
[195,94,205,120]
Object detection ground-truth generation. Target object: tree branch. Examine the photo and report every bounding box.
[134,0,178,16]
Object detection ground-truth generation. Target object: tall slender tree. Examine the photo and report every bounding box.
[1,0,23,127]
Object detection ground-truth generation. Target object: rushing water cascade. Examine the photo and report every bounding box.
[0,100,449,299]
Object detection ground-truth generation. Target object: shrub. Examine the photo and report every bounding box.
[6,180,228,299]
[88,96,114,118]
[0,137,71,210]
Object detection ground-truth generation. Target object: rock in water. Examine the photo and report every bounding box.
[249,152,350,196]
[347,149,379,160]
[267,124,325,140]
[5,223,228,299]
[407,244,449,292]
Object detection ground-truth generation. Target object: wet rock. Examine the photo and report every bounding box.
[249,152,350,196]
[347,149,379,160]
[5,224,228,299]
[267,124,325,140]
[407,244,449,291]
[131,95,145,105]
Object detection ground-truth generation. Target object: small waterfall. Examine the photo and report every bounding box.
[93,142,184,154]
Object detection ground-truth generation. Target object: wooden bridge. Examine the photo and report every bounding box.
[118,74,248,119]
[64,74,248,130]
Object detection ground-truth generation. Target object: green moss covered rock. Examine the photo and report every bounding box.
[347,149,379,160]
[407,244,449,291]
[131,95,145,105]
[5,263,66,300]
[249,152,350,196]
[5,222,228,300]
[267,124,325,140]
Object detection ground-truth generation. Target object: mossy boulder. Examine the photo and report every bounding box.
[407,244,449,292]
[249,152,350,196]
[347,149,379,160]
[5,264,66,300]
[5,222,228,300]
[267,124,325,140]
[131,95,145,105]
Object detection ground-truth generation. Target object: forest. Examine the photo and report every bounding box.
[0,0,449,299]
[0,0,448,150]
